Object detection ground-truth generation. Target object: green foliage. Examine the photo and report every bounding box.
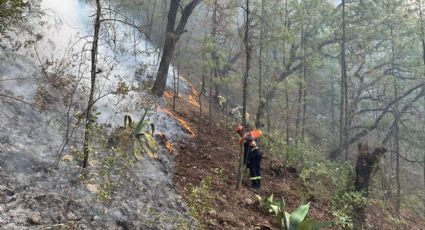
[111,111,159,161]
[331,191,367,229]
[131,110,158,159]
[187,176,214,222]
[257,194,329,230]
[212,167,225,180]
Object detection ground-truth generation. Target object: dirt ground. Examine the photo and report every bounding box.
[163,94,333,230]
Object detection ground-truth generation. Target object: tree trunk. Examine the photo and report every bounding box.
[152,30,177,96]
[340,0,348,160]
[242,0,250,129]
[172,60,177,111]
[237,0,250,190]
[152,0,202,97]
[255,0,265,129]
[417,0,425,209]
[389,23,401,218]
[209,68,212,120]
[82,0,101,169]
[211,0,220,97]
[353,143,387,229]
[330,73,336,132]
[199,36,207,133]
[284,0,290,144]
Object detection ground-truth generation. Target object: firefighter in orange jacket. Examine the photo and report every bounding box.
[235,125,263,188]
[235,125,262,165]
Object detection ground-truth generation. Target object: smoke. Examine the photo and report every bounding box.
[39,0,90,60]
[1,0,190,126]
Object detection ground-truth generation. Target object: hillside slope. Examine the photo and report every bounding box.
[163,94,332,230]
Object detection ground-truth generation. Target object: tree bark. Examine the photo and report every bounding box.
[237,0,250,190]
[199,35,207,133]
[417,0,425,209]
[152,0,202,97]
[211,0,220,97]
[255,0,265,129]
[242,0,250,129]
[340,0,348,160]
[390,23,401,218]
[82,0,101,169]
[330,72,336,132]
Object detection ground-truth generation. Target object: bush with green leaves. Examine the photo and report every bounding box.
[330,191,367,229]
[257,194,329,230]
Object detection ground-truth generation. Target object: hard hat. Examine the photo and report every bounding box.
[235,125,243,133]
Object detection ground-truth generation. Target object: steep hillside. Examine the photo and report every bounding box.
[159,93,331,229]
[164,89,425,230]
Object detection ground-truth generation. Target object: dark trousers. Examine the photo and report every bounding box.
[248,150,262,188]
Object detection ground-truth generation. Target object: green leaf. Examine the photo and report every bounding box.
[269,204,280,216]
[133,110,149,135]
[144,133,158,150]
[285,211,291,229]
[133,137,143,160]
[124,115,132,128]
[289,203,310,229]
[296,220,331,230]
[266,194,274,205]
[139,140,158,159]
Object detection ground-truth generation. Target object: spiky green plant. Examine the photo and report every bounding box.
[131,110,158,160]
[112,110,158,160]
[256,194,329,230]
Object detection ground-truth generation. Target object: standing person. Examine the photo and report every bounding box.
[247,140,262,189]
[235,125,262,170]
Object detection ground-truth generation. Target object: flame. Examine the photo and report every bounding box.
[157,132,177,154]
[158,107,195,136]
[166,141,176,155]
[163,91,173,99]
[188,95,200,108]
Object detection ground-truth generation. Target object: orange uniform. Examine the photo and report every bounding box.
[238,130,262,145]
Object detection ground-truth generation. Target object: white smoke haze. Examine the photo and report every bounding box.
[2,0,194,130]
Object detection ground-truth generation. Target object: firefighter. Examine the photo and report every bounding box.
[247,140,262,189]
[235,125,262,169]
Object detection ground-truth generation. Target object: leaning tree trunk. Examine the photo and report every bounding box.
[255,0,265,129]
[82,0,101,169]
[237,0,250,190]
[353,143,387,229]
[152,0,202,97]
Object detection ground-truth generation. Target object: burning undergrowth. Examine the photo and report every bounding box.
[157,107,196,137]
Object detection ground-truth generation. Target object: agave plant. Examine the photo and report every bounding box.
[256,194,329,230]
[130,110,158,160]
[111,111,158,160]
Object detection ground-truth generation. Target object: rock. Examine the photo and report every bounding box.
[208,209,217,216]
[217,211,237,224]
[28,212,42,225]
[208,218,220,227]
[218,196,227,204]
[244,198,254,205]
[212,147,224,152]
[66,211,77,220]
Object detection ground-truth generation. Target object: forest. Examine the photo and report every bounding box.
[0,0,424,229]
